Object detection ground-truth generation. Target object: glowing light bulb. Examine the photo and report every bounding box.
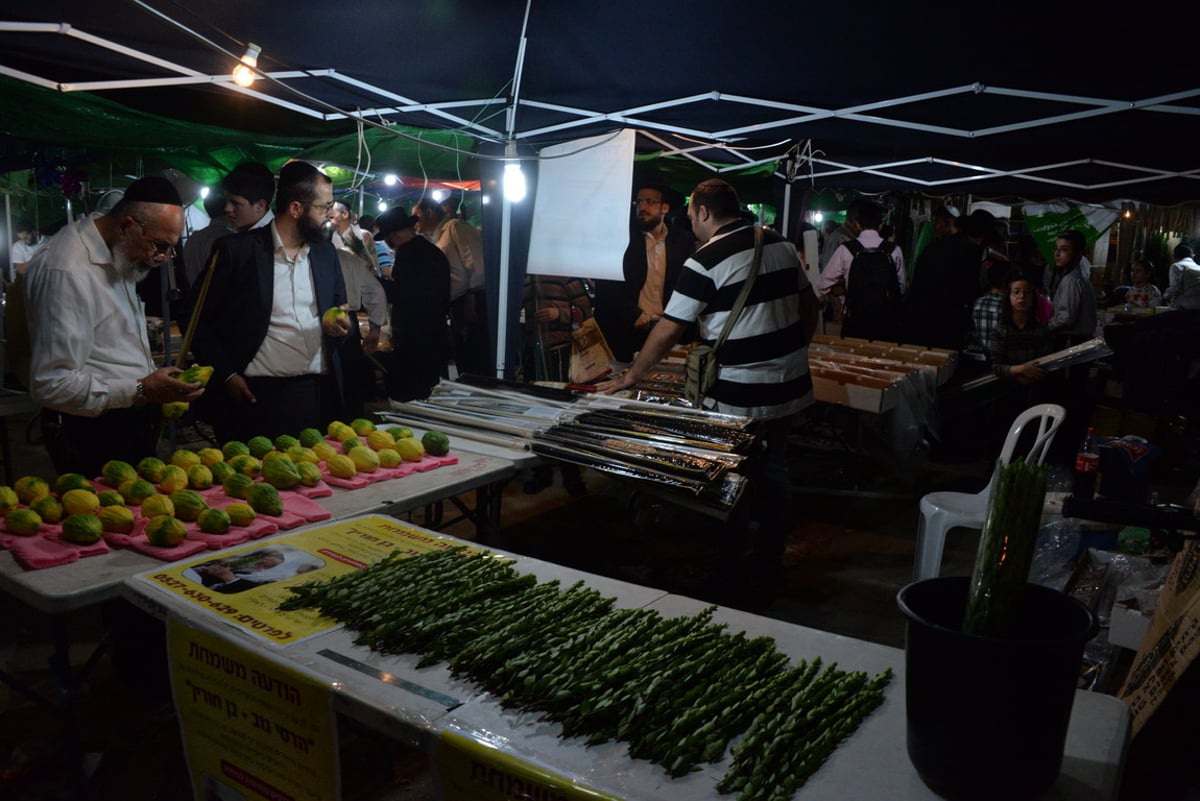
[232,43,261,88]
[481,195,490,205]
[199,186,210,199]
[377,200,388,212]
[431,189,447,203]
[384,174,398,186]
[813,211,823,223]
[503,163,526,203]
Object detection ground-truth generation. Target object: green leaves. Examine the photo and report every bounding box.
[280,548,892,800]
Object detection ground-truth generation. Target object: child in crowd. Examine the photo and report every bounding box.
[1125,259,1162,308]
[989,267,1052,384]
[970,261,1009,357]
[982,266,1055,454]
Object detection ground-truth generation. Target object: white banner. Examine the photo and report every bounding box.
[527,129,635,280]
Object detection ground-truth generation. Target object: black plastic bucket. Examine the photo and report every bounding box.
[896,576,1098,800]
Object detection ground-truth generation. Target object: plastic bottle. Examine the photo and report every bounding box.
[1073,427,1099,500]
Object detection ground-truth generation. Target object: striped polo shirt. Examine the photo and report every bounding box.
[664,222,814,419]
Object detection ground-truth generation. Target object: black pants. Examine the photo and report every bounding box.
[451,289,491,378]
[43,406,158,478]
[341,317,375,419]
[214,374,335,443]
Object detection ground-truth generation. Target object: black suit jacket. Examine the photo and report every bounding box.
[596,224,695,361]
[187,226,348,386]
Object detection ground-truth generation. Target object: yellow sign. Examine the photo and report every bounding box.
[141,515,473,645]
[170,619,339,801]
[437,729,623,801]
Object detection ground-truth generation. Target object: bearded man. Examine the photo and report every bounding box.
[596,182,695,362]
[187,161,351,442]
[25,176,205,475]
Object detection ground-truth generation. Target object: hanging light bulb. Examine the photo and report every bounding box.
[813,211,823,223]
[503,162,527,203]
[232,43,261,88]
[431,189,447,203]
[377,200,388,212]
[384,173,398,186]
[199,186,210,199]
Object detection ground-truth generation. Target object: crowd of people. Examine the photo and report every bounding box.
[7,166,1197,557]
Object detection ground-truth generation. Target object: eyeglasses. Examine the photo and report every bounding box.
[306,201,337,213]
[131,218,176,260]
[633,198,663,207]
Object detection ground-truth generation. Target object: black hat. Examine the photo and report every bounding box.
[375,208,419,237]
[122,176,183,207]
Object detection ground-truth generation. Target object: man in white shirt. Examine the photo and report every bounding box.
[598,183,695,362]
[188,161,351,442]
[331,200,380,275]
[10,220,46,279]
[1165,245,1200,311]
[24,177,205,475]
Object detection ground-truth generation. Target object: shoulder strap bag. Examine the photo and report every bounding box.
[685,225,764,405]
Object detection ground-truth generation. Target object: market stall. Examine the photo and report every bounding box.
[120,513,1130,801]
[0,427,516,788]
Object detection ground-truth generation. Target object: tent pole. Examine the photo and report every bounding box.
[3,193,11,282]
[497,193,513,379]
[494,0,533,379]
[781,182,792,240]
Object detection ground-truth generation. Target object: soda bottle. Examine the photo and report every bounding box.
[1073,427,1099,500]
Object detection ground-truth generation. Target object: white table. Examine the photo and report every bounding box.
[0,453,515,771]
[449,594,1128,801]
[0,451,513,615]
[374,412,543,470]
[122,516,1130,801]
[318,451,515,540]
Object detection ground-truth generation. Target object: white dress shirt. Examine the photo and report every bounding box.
[25,214,156,416]
[245,222,325,377]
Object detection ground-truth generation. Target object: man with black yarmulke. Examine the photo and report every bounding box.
[24,175,205,476]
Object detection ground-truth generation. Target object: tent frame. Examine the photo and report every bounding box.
[3,19,1199,195]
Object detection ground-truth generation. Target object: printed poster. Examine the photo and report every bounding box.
[1119,539,1200,734]
[169,618,339,801]
[140,515,478,645]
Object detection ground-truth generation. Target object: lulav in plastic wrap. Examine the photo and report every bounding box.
[963,459,1049,637]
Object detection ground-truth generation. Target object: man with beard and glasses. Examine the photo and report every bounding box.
[188,161,351,442]
[595,183,695,362]
[24,176,205,476]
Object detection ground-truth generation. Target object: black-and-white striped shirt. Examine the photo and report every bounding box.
[664,222,814,419]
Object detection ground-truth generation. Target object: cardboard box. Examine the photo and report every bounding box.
[811,369,899,412]
[809,334,957,385]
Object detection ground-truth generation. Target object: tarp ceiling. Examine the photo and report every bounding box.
[2,0,1199,205]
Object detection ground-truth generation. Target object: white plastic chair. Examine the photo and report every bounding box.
[913,403,1066,581]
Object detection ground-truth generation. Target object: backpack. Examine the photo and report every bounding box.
[842,239,901,342]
